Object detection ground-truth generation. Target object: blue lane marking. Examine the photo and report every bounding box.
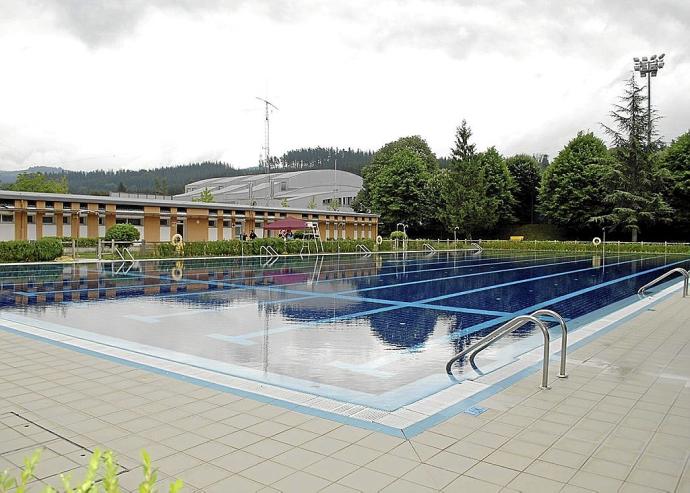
[417,255,662,305]
[335,255,595,296]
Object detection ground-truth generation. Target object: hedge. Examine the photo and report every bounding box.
[479,239,690,255]
[0,238,63,262]
[59,236,99,247]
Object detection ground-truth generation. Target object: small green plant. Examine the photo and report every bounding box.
[0,237,63,262]
[0,449,183,493]
[389,231,407,240]
[104,224,140,243]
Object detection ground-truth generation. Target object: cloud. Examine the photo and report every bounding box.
[0,0,688,170]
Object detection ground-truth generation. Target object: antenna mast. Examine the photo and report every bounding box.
[256,97,279,201]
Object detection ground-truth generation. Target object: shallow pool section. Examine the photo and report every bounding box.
[1,250,688,434]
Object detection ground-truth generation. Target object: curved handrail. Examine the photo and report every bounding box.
[423,243,436,252]
[446,312,566,389]
[638,267,688,298]
[467,309,567,378]
[471,242,483,252]
[356,244,371,253]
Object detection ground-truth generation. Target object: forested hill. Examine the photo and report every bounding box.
[269,147,375,174]
[13,146,440,195]
[45,162,254,195]
[41,147,378,195]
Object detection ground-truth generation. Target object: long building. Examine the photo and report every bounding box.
[0,190,379,242]
[177,170,362,211]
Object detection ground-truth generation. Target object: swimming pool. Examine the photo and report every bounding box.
[1,250,688,435]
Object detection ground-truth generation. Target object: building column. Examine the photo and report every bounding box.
[36,200,45,240]
[105,204,116,231]
[217,210,224,240]
[143,206,160,242]
[55,202,64,237]
[70,202,80,238]
[87,203,99,238]
[14,199,27,241]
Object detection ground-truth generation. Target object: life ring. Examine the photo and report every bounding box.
[592,237,602,246]
[376,235,383,245]
[171,267,183,281]
[171,234,183,246]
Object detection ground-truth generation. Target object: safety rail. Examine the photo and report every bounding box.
[259,245,279,257]
[356,244,371,254]
[114,246,135,262]
[446,309,568,389]
[423,243,436,252]
[471,242,483,252]
[638,267,689,298]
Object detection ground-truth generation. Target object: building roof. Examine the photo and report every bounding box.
[0,190,378,218]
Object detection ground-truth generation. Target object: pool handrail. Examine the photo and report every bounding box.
[356,244,371,254]
[471,242,483,252]
[423,243,436,252]
[446,310,568,389]
[637,267,689,298]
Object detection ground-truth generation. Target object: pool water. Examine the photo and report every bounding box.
[0,250,687,410]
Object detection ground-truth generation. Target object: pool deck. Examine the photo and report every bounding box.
[1,293,689,492]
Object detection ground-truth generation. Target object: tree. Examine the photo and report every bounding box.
[451,120,476,162]
[9,173,68,193]
[280,198,289,207]
[104,224,140,243]
[307,196,316,209]
[506,154,541,224]
[592,75,672,241]
[192,188,214,203]
[436,122,496,238]
[540,132,613,231]
[659,131,690,231]
[154,177,169,195]
[477,147,516,224]
[363,136,437,234]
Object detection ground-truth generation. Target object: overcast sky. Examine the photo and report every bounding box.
[0,0,688,171]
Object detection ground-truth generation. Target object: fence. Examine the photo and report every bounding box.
[46,237,690,261]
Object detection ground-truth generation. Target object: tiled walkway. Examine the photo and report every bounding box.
[1,293,689,492]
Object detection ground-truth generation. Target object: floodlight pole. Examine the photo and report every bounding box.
[633,54,665,148]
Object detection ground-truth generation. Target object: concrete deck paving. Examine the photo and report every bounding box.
[1,293,689,492]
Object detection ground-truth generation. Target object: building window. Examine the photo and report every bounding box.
[45,201,54,208]
[27,215,35,224]
[0,213,14,224]
[63,216,71,225]
[43,215,54,225]
[160,219,170,226]
[209,220,217,228]
[280,181,287,191]
[78,216,86,225]
[99,216,105,226]
[223,220,231,228]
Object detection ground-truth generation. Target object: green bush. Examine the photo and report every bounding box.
[479,239,690,254]
[0,448,182,493]
[104,224,140,243]
[59,237,99,248]
[390,231,407,240]
[0,238,63,262]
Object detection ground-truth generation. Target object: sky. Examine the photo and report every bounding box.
[0,0,688,171]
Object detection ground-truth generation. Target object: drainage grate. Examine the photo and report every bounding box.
[0,412,129,483]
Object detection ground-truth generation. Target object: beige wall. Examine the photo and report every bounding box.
[186,208,208,241]
[0,196,377,243]
[143,206,160,242]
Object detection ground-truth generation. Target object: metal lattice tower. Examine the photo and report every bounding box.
[256,97,279,200]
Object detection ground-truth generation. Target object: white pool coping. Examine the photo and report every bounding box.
[0,280,682,435]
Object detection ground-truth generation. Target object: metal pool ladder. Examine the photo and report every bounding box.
[356,244,371,255]
[638,267,689,298]
[446,309,568,389]
[423,243,436,252]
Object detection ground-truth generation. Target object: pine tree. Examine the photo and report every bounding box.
[592,75,672,241]
[451,120,476,162]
